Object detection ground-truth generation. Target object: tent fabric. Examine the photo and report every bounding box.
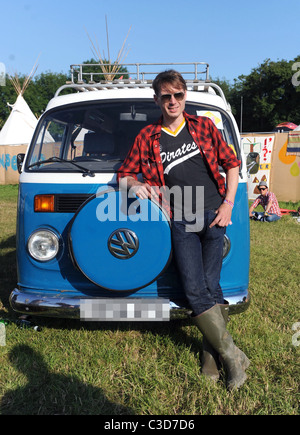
[241,132,300,202]
[0,144,27,184]
[0,95,37,146]
[274,122,298,132]
[0,94,38,184]
[287,132,300,156]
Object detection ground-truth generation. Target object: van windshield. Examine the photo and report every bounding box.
[26,100,239,173]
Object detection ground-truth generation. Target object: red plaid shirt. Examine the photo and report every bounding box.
[117,112,240,208]
[251,191,282,217]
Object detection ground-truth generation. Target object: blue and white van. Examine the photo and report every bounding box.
[10,63,250,322]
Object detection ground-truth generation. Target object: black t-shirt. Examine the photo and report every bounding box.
[160,119,222,218]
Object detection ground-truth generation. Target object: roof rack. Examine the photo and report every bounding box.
[69,62,210,84]
[53,62,229,108]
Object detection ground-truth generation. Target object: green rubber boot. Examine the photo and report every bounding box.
[201,338,220,381]
[201,302,229,381]
[193,304,250,390]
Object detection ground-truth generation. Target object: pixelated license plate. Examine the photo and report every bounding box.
[80,298,170,322]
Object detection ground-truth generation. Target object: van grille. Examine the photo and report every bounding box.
[56,194,93,213]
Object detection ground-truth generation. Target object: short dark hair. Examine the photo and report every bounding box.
[152,70,187,95]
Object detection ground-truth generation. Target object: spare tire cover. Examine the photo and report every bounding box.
[69,189,172,291]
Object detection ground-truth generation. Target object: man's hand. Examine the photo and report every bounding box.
[119,177,155,200]
[130,182,152,199]
[209,165,238,228]
[209,202,233,228]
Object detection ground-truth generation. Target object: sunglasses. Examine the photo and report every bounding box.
[158,92,185,103]
[258,187,267,191]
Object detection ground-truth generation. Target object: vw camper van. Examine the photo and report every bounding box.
[10,63,250,322]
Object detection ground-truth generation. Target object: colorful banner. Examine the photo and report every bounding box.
[241,135,275,199]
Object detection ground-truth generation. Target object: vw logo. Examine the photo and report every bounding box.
[108,229,139,260]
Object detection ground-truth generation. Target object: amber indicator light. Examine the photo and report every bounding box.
[34,195,55,212]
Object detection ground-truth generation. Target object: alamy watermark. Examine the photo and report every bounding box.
[0,62,6,86]
[95,181,205,232]
[292,322,300,347]
[292,62,300,87]
[0,323,6,346]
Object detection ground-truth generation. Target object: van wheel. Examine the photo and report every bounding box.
[68,189,172,291]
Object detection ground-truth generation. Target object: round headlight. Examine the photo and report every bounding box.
[28,230,59,262]
[223,234,231,259]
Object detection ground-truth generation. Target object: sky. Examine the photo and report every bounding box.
[1,0,300,84]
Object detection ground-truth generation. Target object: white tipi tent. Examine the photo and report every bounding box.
[0,63,38,146]
[0,93,37,145]
[0,61,39,184]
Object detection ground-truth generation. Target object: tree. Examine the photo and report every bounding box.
[26,72,70,116]
[212,77,232,103]
[228,56,300,132]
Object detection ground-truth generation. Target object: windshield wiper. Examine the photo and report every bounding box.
[27,157,95,177]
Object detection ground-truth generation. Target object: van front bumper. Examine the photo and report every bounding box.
[10,288,251,320]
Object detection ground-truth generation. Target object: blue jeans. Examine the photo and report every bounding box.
[253,212,281,222]
[171,210,226,316]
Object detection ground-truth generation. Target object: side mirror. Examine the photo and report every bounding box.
[17,153,25,174]
[246,152,260,175]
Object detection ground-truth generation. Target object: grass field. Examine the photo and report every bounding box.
[0,184,299,415]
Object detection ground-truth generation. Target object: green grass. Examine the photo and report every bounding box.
[0,185,299,415]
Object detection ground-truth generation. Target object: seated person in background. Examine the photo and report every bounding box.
[249,181,281,222]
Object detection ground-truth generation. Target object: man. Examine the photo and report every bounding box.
[249,181,281,222]
[118,70,250,390]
